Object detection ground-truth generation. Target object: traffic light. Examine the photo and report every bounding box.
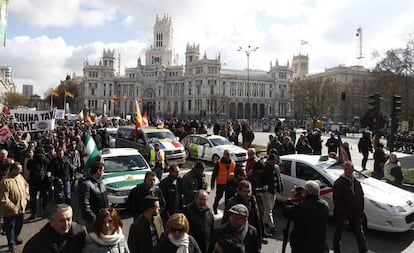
[368,93,380,113]
[391,95,402,131]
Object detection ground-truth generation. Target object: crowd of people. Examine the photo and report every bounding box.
[0,117,402,253]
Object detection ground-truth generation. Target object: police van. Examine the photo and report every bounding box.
[115,125,186,165]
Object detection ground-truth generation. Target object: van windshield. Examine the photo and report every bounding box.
[147,131,176,143]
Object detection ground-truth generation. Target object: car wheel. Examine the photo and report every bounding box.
[212,155,220,164]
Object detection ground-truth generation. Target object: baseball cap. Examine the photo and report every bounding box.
[229,204,249,217]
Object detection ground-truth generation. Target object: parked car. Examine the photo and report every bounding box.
[115,125,186,165]
[279,154,414,232]
[98,148,154,207]
[181,134,247,165]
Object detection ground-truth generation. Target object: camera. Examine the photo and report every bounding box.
[295,186,304,198]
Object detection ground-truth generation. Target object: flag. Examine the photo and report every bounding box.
[86,113,93,124]
[338,134,350,165]
[65,91,74,98]
[83,132,99,173]
[112,95,120,104]
[0,103,10,115]
[156,116,164,127]
[51,91,60,98]
[300,39,308,45]
[134,98,142,130]
[142,111,149,127]
[0,0,8,47]
[78,109,84,121]
[0,125,12,144]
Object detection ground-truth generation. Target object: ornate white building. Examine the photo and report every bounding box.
[81,14,293,121]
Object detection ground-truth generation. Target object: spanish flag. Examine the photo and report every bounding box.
[65,91,74,98]
[134,98,142,131]
[51,90,60,98]
[142,111,149,127]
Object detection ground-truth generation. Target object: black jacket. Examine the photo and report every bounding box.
[127,183,166,219]
[159,175,184,216]
[283,195,330,253]
[49,156,72,182]
[208,223,260,253]
[22,222,86,253]
[78,174,109,223]
[182,202,214,253]
[27,153,50,182]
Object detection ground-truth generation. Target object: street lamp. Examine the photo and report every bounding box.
[238,45,259,121]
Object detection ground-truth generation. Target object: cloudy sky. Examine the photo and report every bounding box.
[1,0,414,98]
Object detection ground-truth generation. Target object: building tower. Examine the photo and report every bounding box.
[292,54,309,80]
[145,14,179,66]
[185,42,200,66]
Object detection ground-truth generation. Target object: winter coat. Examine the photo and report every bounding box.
[27,153,50,182]
[0,173,29,217]
[182,202,214,253]
[283,195,330,253]
[82,228,129,253]
[155,233,201,253]
[49,156,73,182]
[208,223,260,253]
[22,222,86,253]
[159,175,184,216]
[126,183,166,220]
[128,214,164,253]
[78,174,109,223]
[333,174,365,222]
[181,170,208,205]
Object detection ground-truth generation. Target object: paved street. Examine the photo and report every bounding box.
[2,130,414,253]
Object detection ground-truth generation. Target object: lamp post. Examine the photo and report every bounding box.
[238,45,259,121]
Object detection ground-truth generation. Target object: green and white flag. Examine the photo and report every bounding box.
[84,132,99,173]
[0,0,8,47]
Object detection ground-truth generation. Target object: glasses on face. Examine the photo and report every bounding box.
[170,227,185,233]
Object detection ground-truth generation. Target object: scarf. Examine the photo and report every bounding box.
[232,222,249,241]
[340,173,355,195]
[168,233,189,253]
[89,227,125,246]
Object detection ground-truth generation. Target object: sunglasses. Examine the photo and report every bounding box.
[170,227,185,233]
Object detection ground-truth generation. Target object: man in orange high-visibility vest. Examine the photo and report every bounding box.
[211,149,235,215]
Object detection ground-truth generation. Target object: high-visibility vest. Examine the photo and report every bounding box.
[150,149,165,168]
[216,160,236,185]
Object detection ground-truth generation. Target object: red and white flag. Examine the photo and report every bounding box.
[0,125,12,144]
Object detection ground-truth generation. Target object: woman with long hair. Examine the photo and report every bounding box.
[82,208,129,253]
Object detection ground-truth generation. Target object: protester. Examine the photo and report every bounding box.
[182,190,214,253]
[211,149,236,214]
[182,161,209,206]
[128,196,164,253]
[0,162,29,253]
[155,213,202,253]
[82,207,129,253]
[159,164,184,216]
[49,148,73,204]
[212,235,245,253]
[283,181,329,253]
[358,131,372,171]
[150,143,165,181]
[373,143,387,179]
[333,161,370,253]
[383,153,404,186]
[22,204,86,253]
[78,161,109,231]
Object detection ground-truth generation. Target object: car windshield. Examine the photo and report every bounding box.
[103,155,148,173]
[147,131,176,143]
[210,137,232,146]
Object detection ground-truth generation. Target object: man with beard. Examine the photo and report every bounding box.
[128,196,164,253]
[182,190,214,253]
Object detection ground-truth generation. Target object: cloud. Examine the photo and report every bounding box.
[2,0,414,99]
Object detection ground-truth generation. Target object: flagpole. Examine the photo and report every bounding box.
[50,91,53,109]
[64,89,67,115]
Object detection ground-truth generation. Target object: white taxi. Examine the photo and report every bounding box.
[181,134,247,165]
[99,148,153,207]
[279,154,414,232]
